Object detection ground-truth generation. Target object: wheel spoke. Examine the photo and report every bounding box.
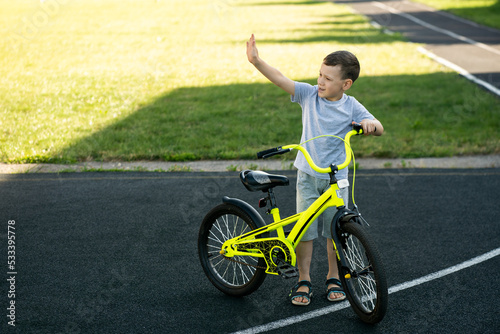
[342,231,378,313]
[201,210,264,289]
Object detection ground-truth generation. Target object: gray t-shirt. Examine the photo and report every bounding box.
[291,81,374,180]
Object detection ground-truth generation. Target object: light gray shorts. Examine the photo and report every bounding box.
[296,170,349,242]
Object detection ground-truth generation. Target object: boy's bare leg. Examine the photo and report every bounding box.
[326,238,344,299]
[294,240,313,303]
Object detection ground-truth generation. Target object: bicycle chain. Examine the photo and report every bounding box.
[223,256,267,270]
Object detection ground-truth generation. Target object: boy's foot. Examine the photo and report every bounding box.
[289,280,312,306]
[326,277,346,302]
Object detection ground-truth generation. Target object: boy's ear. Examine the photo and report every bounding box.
[343,79,353,91]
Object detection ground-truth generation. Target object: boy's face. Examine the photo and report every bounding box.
[317,63,352,101]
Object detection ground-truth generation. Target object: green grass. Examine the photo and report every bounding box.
[1,0,499,163]
[414,0,500,29]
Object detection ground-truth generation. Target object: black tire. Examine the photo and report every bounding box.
[336,220,388,324]
[198,203,267,297]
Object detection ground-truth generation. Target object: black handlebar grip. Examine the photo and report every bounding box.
[257,147,279,159]
[352,122,376,134]
[352,122,363,132]
[262,148,291,159]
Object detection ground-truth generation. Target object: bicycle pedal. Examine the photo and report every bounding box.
[277,263,298,279]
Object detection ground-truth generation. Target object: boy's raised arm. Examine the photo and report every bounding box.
[246,34,295,96]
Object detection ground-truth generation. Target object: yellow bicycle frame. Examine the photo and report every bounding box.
[219,129,359,275]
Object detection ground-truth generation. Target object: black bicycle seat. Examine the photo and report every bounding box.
[240,170,289,192]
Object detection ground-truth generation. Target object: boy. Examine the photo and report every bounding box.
[246,34,383,306]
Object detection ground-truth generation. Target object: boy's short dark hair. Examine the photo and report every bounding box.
[323,51,360,82]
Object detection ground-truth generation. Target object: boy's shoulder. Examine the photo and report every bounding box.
[292,81,317,102]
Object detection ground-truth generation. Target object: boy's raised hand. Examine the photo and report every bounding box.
[246,34,259,64]
[245,34,295,96]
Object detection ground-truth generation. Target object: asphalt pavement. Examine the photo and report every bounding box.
[1,169,499,333]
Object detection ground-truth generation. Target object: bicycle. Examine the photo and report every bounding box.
[198,123,388,324]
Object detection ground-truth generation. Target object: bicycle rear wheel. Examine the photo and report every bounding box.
[198,203,267,297]
[337,220,388,324]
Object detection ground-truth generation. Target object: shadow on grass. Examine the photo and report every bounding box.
[257,26,397,45]
[57,73,499,163]
[235,1,403,45]
[256,11,401,45]
[240,1,328,6]
[58,82,303,162]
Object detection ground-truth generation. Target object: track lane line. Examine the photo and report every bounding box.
[417,47,500,97]
[231,247,500,334]
[371,1,500,56]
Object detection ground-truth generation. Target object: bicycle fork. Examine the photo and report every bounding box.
[330,207,365,279]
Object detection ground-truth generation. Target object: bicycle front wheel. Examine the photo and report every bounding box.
[337,220,388,324]
[198,203,267,297]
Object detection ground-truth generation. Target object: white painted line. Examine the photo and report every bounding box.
[232,301,351,334]
[231,247,500,334]
[389,247,500,294]
[371,1,500,57]
[417,47,500,97]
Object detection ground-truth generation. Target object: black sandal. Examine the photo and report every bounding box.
[326,277,346,302]
[289,280,312,306]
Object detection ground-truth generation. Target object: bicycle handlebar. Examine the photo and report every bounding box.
[257,123,364,174]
